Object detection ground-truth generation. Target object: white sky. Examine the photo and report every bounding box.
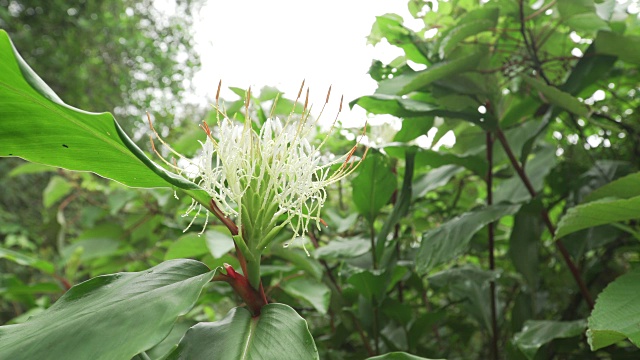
[185,0,413,127]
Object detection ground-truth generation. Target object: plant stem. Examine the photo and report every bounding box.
[370,221,378,269]
[212,263,267,316]
[308,230,375,356]
[495,129,595,309]
[486,131,499,360]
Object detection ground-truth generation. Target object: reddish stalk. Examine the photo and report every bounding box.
[495,129,595,309]
[486,131,499,360]
[212,263,267,316]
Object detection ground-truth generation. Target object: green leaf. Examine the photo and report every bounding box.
[438,7,498,58]
[522,76,589,117]
[412,165,463,200]
[61,238,121,262]
[164,233,209,260]
[350,94,483,126]
[416,204,520,275]
[555,195,640,239]
[429,266,498,333]
[508,204,544,287]
[385,145,487,176]
[375,48,486,95]
[272,247,324,281]
[494,146,557,204]
[368,14,429,64]
[281,277,331,314]
[0,259,215,360]
[348,270,389,303]
[513,320,586,359]
[314,237,372,260]
[165,303,318,360]
[0,247,55,274]
[367,351,444,360]
[375,150,415,266]
[0,30,209,205]
[352,152,397,222]
[42,175,73,208]
[8,162,57,177]
[588,267,640,350]
[595,31,640,65]
[585,171,640,202]
[557,0,610,32]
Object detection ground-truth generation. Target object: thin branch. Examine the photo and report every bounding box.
[495,129,595,309]
[486,131,499,360]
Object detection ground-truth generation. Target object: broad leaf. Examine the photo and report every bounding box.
[166,303,318,360]
[416,204,520,275]
[0,30,209,205]
[0,259,215,360]
[555,195,640,239]
[585,171,640,202]
[281,277,331,314]
[352,152,397,223]
[350,94,484,127]
[412,165,463,200]
[375,48,486,95]
[0,247,55,274]
[595,31,640,65]
[513,320,586,359]
[494,146,557,204]
[588,267,640,350]
[522,75,589,117]
[314,237,372,260]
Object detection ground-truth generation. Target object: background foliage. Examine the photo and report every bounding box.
[2,0,640,359]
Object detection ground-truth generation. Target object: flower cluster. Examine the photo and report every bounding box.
[149,82,365,252]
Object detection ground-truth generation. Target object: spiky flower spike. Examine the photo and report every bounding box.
[148,81,366,289]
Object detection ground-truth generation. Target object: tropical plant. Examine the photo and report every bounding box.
[3,0,640,359]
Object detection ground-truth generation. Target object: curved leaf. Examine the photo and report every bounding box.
[513,320,586,359]
[0,30,209,205]
[555,195,640,240]
[0,259,215,360]
[588,267,640,350]
[166,303,318,360]
[416,204,520,275]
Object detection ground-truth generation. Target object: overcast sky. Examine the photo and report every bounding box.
[185,1,417,126]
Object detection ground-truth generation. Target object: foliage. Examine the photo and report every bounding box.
[0,0,201,131]
[2,0,640,359]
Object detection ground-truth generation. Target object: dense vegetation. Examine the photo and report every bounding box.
[2,0,640,359]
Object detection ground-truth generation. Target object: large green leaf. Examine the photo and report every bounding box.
[0,247,55,274]
[555,195,640,239]
[0,259,215,360]
[352,152,397,223]
[585,171,640,202]
[281,277,331,314]
[0,30,209,205]
[588,267,640,350]
[522,76,589,117]
[595,31,640,65]
[350,94,484,127]
[416,204,520,275]
[438,7,498,58]
[513,320,586,359]
[165,303,318,359]
[375,48,485,95]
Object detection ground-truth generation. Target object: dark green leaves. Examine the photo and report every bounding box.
[0,260,215,360]
[166,304,318,360]
[416,204,520,275]
[513,320,587,359]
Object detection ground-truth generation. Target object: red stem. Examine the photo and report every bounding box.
[495,129,595,309]
[212,263,267,316]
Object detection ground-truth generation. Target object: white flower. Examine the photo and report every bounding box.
[149,83,365,253]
